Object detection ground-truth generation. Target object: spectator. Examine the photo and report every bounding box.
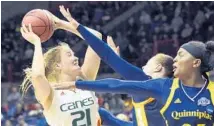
[97,94,104,106]
[8,102,24,119]
[5,120,13,126]
[139,11,151,25]
[171,14,183,31]
[194,10,206,26]
[23,45,33,62]
[28,103,43,117]
[115,31,129,52]
[7,87,21,106]
[16,116,28,126]
[103,102,110,111]
[207,25,214,40]
[181,23,193,39]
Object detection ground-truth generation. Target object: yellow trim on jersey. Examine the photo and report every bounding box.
[160,78,179,126]
[207,80,214,105]
[132,97,155,126]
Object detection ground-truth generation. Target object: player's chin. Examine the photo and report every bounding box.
[173,70,179,78]
[72,66,81,72]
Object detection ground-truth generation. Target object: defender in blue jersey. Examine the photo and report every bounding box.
[57,6,174,126]
[97,53,173,126]
[55,40,214,125]
[54,8,214,125]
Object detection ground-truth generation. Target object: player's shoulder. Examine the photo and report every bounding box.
[154,77,174,87]
[164,77,174,84]
[147,77,173,83]
[142,77,173,88]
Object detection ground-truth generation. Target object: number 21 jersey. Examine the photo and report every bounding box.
[43,89,99,126]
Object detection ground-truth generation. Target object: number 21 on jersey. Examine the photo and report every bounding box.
[71,108,91,126]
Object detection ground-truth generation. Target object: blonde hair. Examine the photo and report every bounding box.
[20,42,69,96]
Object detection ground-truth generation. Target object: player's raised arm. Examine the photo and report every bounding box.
[20,24,51,108]
[45,10,101,80]
[59,5,149,81]
[54,78,167,99]
[46,10,118,80]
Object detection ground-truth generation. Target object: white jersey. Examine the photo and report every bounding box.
[43,89,99,126]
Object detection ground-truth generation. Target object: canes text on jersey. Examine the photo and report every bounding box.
[60,97,94,112]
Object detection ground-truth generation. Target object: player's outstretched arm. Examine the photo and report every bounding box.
[75,78,165,98]
[54,78,167,99]
[59,5,149,81]
[99,108,133,126]
[20,24,52,108]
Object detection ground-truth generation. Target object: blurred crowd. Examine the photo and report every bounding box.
[1,1,214,125]
[1,86,47,125]
[112,1,214,67]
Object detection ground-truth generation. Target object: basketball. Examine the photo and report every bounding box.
[22,9,54,42]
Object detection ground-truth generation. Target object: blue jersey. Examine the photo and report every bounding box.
[161,78,214,126]
[132,98,167,126]
[76,78,214,126]
[77,25,166,126]
[99,108,133,126]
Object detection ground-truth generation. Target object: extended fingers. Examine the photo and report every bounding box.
[107,36,116,47]
[22,24,33,33]
[28,24,33,33]
[117,46,120,52]
[59,5,66,13]
[67,8,70,14]
[59,5,72,17]
[22,24,29,33]
[20,27,25,35]
[116,46,120,56]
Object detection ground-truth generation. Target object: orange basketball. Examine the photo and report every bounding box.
[22,9,54,42]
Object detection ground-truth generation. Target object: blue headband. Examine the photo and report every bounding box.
[181,41,212,72]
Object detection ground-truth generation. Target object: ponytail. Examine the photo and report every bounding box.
[204,41,214,72]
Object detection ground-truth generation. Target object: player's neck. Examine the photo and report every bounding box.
[153,72,165,79]
[180,71,205,88]
[58,73,76,82]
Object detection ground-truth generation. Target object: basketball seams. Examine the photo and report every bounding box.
[22,9,54,42]
[23,26,49,27]
[42,10,53,41]
[24,15,47,26]
[24,14,47,36]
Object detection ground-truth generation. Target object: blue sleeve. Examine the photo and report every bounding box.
[77,25,149,81]
[76,78,167,99]
[99,108,133,126]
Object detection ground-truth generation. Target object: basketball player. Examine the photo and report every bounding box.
[97,54,174,126]
[20,16,119,125]
[55,5,173,126]
[56,5,214,125]
[55,40,214,125]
